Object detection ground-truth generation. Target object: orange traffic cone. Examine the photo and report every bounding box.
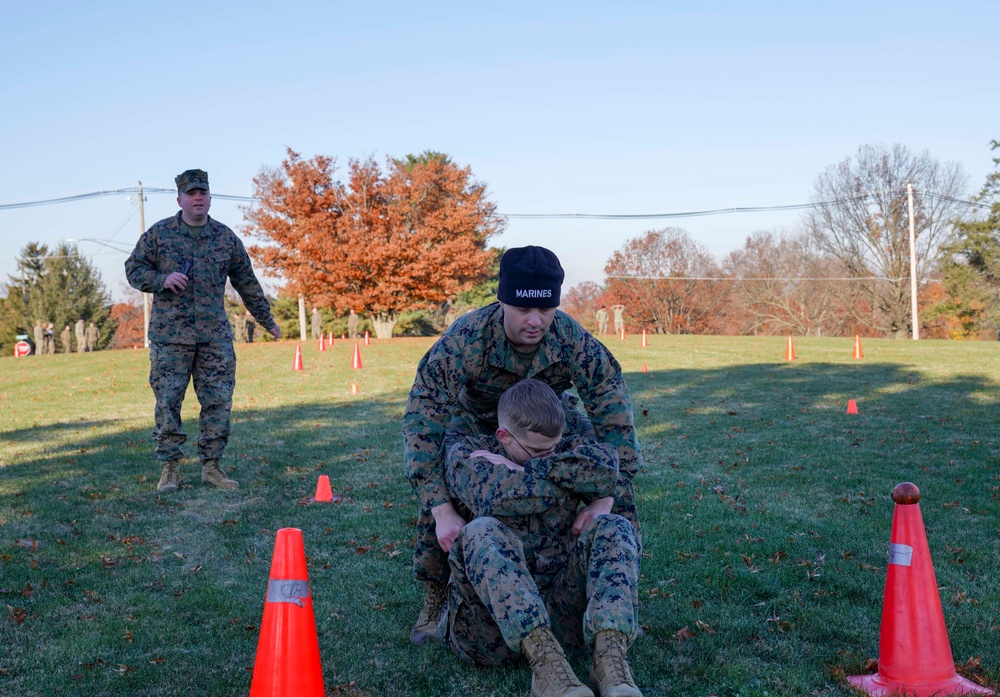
[641,364,648,373]
[249,528,325,697]
[785,336,797,361]
[350,383,359,395]
[641,330,648,348]
[328,331,335,347]
[351,343,363,369]
[310,475,336,503]
[292,345,304,371]
[847,398,859,414]
[364,330,370,346]
[620,327,626,341]
[853,334,864,359]
[318,335,326,352]
[848,483,993,696]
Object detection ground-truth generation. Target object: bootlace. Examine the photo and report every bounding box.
[528,630,580,687]
[424,582,448,618]
[596,634,635,686]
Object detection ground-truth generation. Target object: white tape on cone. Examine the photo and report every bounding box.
[266,579,310,607]
[888,543,913,566]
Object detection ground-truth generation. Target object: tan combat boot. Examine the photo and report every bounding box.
[156,461,180,493]
[589,630,642,697]
[409,580,447,645]
[521,626,594,697]
[201,460,239,489]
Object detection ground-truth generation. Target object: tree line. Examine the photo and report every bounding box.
[2,141,997,352]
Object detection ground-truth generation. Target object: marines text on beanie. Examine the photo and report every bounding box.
[497,246,564,309]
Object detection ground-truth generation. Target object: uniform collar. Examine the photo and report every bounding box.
[487,304,561,376]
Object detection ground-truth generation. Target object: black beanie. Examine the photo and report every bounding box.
[497,246,564,308]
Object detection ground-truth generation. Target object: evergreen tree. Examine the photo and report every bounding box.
[0,242,116,352]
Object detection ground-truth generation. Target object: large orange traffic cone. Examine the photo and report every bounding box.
[785,336,797,361]
[641,330,648,348]
[249,528,325,697]
[310,475,336,503]
[351,343,363,369]
[318,335,326,352]
[853,334,864,359]
[364,330,370,346]
[847,483,993,696]
[292,345,304,371]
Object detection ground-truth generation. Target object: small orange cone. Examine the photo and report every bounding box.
[249,528,325,697]
[341,333,346,339]
[641,364,648,373]
[328,331,334,347]
[364,330,370,346]
[847,484,993,696]
[853,334,864,359]
[318,335,326,352]
[785,336,797,361]
[641,330,648,348]
[847,398,859,414]
[292,345,304,371]
[620,327,626,341]
[350,383,359,395]
[310,475,336,503]
[351,343,363,369]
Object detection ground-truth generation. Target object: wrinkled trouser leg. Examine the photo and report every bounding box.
[150,343,196,462]
[445,517,548,666]
[190,342,236,462]
[546,514,640,649]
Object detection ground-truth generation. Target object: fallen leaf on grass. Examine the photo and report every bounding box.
[863,658,877,671]
[149,657,164,665]
[123,629,134,642]
[7,606,26,625]
[14,539,38,551]
[675,626,696,640]
[694,620,715,634]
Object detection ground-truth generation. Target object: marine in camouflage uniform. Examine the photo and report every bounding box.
[403,246,642,651]
[444,433,639,665]
[124,169,280,493]
[404,303,642,583]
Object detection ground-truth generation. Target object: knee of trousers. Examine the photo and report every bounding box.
[454,517,518,563]
[588,514,638,547]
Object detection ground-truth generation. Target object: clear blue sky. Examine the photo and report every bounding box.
[1,1,996,301]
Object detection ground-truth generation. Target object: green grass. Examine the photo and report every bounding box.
[1,334,999,696]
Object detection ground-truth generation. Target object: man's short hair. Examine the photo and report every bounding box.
[498,379,565,438]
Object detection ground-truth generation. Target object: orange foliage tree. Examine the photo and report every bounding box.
[243,149,504,337]
[604,228,727,335]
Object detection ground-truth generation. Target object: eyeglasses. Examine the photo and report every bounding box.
[504,429,556,460]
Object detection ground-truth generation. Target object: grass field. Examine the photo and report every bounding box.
[1,334,999,697]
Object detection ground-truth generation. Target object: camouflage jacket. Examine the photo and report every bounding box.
[404,302,641,514]
[446,433,618,587]
[124,212,277,344]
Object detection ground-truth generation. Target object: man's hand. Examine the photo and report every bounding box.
[470,449,524,472]
[431,501,467,553]
[571,496,614,536]
[268,324,282,339]
[163,272,188,293]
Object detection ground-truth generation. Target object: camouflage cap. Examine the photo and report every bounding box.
[175,169,210,193]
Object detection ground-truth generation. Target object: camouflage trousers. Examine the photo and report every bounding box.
[149,342,236,463]
[412,393,602,584]
[444,514,639,666]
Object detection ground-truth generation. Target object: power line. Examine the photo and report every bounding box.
[0,188,991,216]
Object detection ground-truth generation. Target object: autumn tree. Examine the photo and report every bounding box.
[603,227,726,335]
[561,281,605,331]
[243,149,504,338]
[722,230,858,336]
[807,144,968,338]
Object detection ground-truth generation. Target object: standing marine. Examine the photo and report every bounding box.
[125,169,280,493]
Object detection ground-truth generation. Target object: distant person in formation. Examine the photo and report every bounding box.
[311,307,321,340]
[75,318,87,353]
[595,305,609,335]
[347,309,359,339]
[244,311,256,343]
[125,168,280,494]
[45,322,57,354]
[233,312,247,344]
[611,304,625,335]
[403,245,642,650]
[60,325,72,353]
[85,322,99,352]
[33,321,44,355]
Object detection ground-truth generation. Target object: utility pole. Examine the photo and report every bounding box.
[138,181,151,348]
[907,183,919,340]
